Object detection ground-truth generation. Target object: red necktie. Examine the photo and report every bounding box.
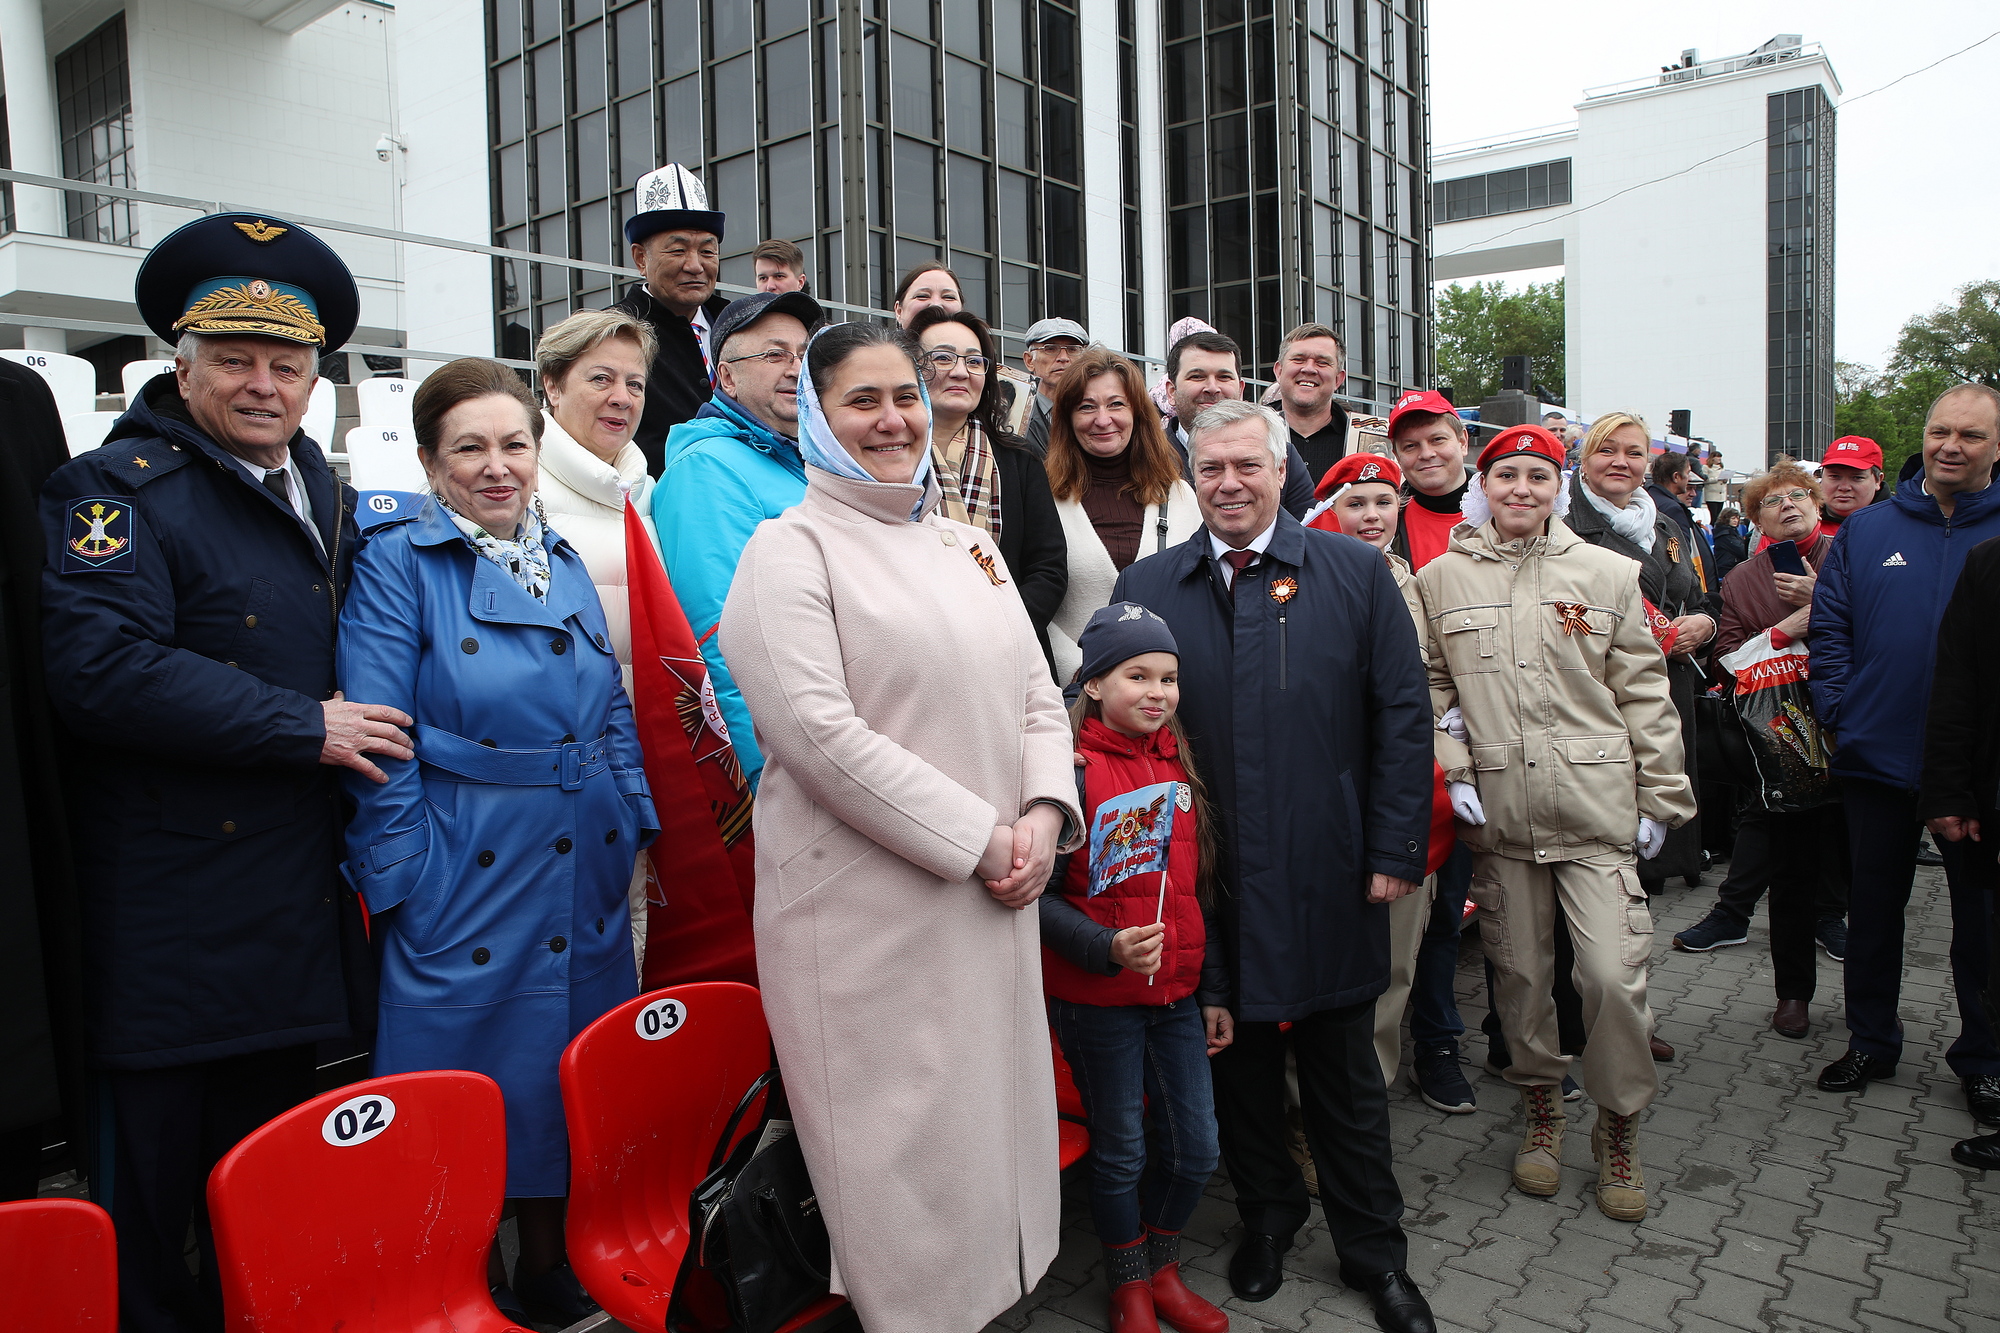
[1224,548,1259,598]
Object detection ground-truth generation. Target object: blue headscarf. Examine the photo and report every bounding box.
[795,326,935,521]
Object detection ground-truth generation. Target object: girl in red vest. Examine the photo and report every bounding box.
[1039,601,1229,1333]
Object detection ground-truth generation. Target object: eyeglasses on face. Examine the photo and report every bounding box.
[1757,489,1813,510]
[721,348,804,368]
[922,348,991,374]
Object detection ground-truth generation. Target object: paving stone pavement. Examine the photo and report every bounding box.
[987,863,2000,1333]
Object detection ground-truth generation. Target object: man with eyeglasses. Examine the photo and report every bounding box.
[650,289,824,790]
[614,164,734,474]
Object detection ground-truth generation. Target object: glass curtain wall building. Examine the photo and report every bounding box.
[488,0,1431,405]
[1765,86,1833,464]
[1167,0,1428,395]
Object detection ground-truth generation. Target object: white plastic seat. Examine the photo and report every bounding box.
[3,349,99,416]
[354,376,416,431]
[121,359,177,405]
[62,411,122,456]
[302,379,338,454]
[343,425,427,493]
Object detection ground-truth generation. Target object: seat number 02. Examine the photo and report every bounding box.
[321,1092,397,1146]
[635,996,687,1041]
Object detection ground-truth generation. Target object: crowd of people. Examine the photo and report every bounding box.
[3,162,1998,1333]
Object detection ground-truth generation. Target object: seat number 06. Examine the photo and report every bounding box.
[321,1092,397,1146]
[635,996,687,1041]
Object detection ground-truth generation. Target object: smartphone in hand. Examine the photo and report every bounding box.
[1767,539,1808,576]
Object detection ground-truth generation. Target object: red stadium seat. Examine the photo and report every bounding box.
[561,982,850,1333]
[206,1070,523,1333]
[0,1198,117,1330]
[1049,1027,1093,1170]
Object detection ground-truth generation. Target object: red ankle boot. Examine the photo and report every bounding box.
[1145,1228,1228,1333]
[1105,1239,1161,1333]
[1109,1277,1162,1333]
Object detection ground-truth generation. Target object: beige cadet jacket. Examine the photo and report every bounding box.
[1414,517,1695,863]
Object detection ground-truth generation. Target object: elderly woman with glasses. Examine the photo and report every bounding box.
[1672,464,1846,1038]
[908,305,1068,672]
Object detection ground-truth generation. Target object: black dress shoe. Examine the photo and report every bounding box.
[1952,1132,2000,1169]
[1966,1075,2000,1127]
[1341,1268,1438,1333]
[515,1261,601,1326]
[1227,1231,1290,1302]
[1817,1049,1896,1092]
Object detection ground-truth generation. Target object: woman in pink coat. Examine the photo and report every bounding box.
[720,321,1084,1333]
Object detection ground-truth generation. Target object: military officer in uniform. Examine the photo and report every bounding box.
[39,213,412,1333]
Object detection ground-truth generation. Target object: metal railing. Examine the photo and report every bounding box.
[0,165,1416,407]
[1581,42,1825,102]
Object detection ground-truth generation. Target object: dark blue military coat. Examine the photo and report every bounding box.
[39,376,362,1070]
[1112,513,1432,1022]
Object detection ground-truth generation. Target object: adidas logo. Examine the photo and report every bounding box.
[1882,552,1907,567]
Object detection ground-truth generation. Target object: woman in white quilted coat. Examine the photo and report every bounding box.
[534,308,658,969]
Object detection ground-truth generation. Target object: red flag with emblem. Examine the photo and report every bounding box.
[624,500,757,988]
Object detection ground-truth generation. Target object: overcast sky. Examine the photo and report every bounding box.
[1427,1,1999,373]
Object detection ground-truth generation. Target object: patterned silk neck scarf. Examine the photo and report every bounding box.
[953,419,1003,539]
[441,495,553,603]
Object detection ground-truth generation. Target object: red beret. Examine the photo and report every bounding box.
[1314,451,1404,500]
[1823,436,1883,470]
[1388,389,1458,439]
[1476,424,1567,472]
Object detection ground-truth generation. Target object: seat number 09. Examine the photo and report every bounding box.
[635,996,687,1041]
[321,1092,397,1146]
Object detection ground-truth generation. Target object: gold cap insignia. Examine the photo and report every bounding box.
[173,280,327,345]
[234,220,288,244]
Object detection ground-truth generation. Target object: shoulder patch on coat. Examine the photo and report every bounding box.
[62,497,138,573]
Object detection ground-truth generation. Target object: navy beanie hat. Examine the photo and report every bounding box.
[1076,602,1179,686]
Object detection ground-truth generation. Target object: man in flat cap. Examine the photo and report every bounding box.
[39,212,411,1332]
[614,163,733,474]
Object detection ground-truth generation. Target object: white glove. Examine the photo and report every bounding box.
[1448,781,1486,826]
[1637,818,1667,860]
[1438,706,1468,743]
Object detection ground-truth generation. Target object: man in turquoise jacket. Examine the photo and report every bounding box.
[651,290,822,789]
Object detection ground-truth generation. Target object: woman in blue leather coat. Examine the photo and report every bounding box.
[336,357,657,1322]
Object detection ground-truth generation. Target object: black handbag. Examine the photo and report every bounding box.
[666,1068,833,1333]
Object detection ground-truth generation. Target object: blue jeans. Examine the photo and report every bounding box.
[1410,841,1472,1047]
[1050,997,1221,1246]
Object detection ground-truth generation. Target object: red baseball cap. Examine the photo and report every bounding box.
[1823,436,1883,470]
[1387,389,1457,439]
[1476,424,1567,472]
[1314,451,1404,500]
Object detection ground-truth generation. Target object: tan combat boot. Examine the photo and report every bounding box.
[1592,1108,1648,1220]
[1513,1084,1565,1196]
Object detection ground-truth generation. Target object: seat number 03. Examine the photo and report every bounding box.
[635,996,687,1041]
[321,1092,397,1146]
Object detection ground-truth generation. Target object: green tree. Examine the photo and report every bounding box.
[1432,278,1565,407]
[1889,279,2000,388]
[1836,362,1952,480]
[1837,280,1999,478]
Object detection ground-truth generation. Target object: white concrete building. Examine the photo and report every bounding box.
[1433,36,1840,466]
[0,0,410,378]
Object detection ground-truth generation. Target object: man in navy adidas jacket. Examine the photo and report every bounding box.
[1809,384,2000,1125]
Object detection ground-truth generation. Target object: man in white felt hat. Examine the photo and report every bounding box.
[611,163,731,475]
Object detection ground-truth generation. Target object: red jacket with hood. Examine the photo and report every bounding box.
[1041,717,1205,1005]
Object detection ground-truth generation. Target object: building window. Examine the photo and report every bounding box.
[1766,87,1835,464]
[1433,158,1569,222]
[55,16,136,246]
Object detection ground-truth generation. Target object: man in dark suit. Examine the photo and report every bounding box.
[1113,398,1436,1333]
